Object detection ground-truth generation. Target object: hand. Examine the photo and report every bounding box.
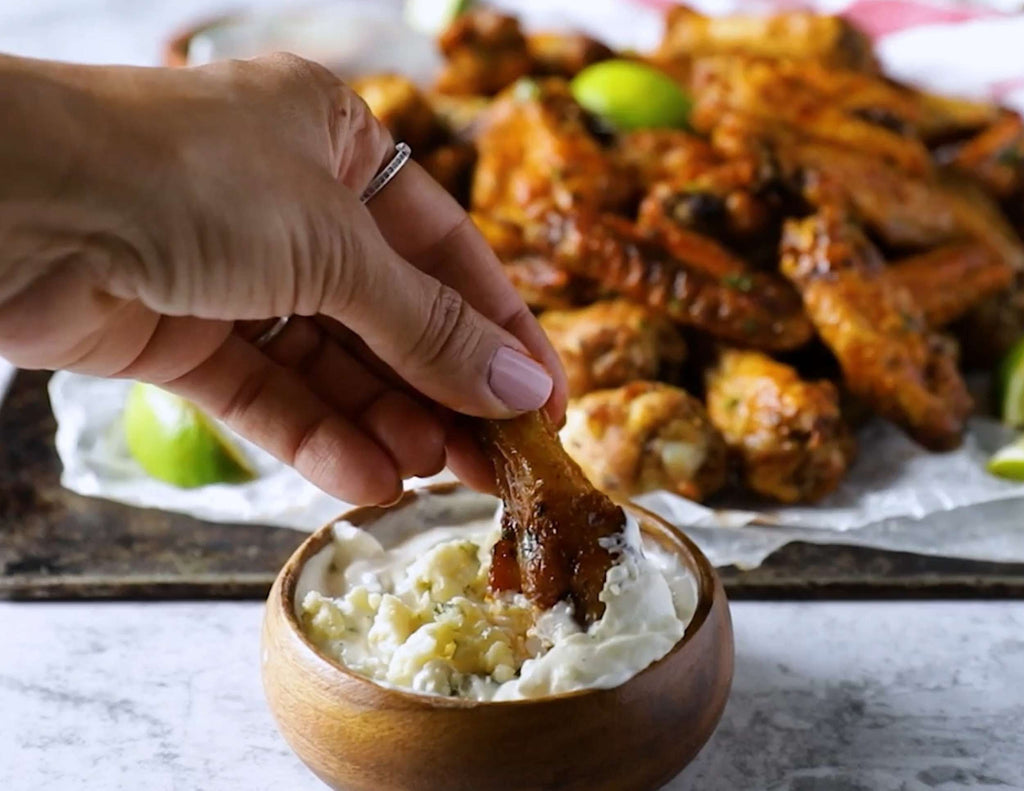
[0,53,567,504]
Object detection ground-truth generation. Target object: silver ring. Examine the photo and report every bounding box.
[253,316,291,348]
[360,142,412,204]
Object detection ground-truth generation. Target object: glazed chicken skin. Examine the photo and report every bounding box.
[706,348,855,503]
[711,112,1024,272]
[540,300,687,398]
[425,92,492,141]
[691,57,935,175]
[624,129,785,266]
[435,9,532,96]
[561,381,728,502]
[419,143,477,206]
[537,211,814,351]
[887,243,1013,329]
[502,256,602,310]
[795,142,1024,271]
[526,32,613,78]
[351,73,445,152]
[472,79,633,223]
[435,9,615,97]
[947,113,1024,198]
[615,129,722,189]
[474,412,625,626]
[657,5,878,72]
[781,210,973,450]
[638,179,783,270]
[691,56,998,166]
[957,272,1024,368]
[471,212,601,309]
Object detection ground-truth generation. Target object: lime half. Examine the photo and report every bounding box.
[987,436,1024,481]
[570,59,692,131]
[123,383,254,488]
[404,0,474,35]
[994,336,1024,428]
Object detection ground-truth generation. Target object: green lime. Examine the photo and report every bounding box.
[570,59,692,131]
[994,336,1024,428]
[404,0,475,34]
[987,435,1024,481]
[123,383,255,488]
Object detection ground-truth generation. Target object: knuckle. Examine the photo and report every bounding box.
[318,204,369,314]
[261,51,319,82]
[331,87,393,188]
[291,414,335,471]
[407,283,480,372]
[216,363,274,425]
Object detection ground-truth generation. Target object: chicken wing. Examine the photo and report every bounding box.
[426,92,493,141]
[471,212,599,309]
[420,142,476,206]
[536,211,815,351]
[540,299,687,397]
[737,120,1024,270]
[503,256,601,310]
[692,56,997,164]
[946,113,1024,198]
[472,79,632,222]
[636,206,748,278]
[781,137,959,249]
[616,129,782,261]
[351,73,444,151]
[638,179,783,270]
[691,56,934,175]
[561,381,728,502]
[526,31,613,78]
[474,412,625,626]
[471,212,527,260]
[887,243,1014,328]
[705,348,855,503]
[614,129,722,189]
[435,8,533,96]
[657,5,878,72]
[956,272,1024,368]
[780,209,972,450]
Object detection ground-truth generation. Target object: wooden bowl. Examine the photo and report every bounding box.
[262,484,734,791]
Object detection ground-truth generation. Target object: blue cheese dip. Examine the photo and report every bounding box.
[297,493,697,702]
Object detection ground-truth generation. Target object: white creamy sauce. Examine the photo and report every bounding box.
[297,497,698,702]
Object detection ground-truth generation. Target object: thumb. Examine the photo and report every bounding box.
[313,187,553,418]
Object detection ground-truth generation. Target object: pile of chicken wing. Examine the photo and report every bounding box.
[356,5,1024,506]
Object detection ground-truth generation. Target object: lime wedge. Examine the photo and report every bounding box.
[570,59,692,131]
[404,0,474,35]
[987,436,1024,481]
[123,383,254,488]
[994,336,1024,428]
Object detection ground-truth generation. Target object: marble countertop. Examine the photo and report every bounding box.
[2,1,1024,789]
[2,600,1023,790]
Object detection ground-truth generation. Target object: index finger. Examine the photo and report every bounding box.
[365,160,568,422]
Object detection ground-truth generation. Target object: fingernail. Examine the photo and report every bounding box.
[488,347,554,412]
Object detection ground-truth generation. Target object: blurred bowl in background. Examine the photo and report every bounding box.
[165,0,441,82]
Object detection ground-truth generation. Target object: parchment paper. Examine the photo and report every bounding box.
[49,371,1024,568]
[48,373,456,531]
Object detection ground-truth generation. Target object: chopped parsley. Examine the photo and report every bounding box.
[722,273,754,292]
[996,145,1024,168]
